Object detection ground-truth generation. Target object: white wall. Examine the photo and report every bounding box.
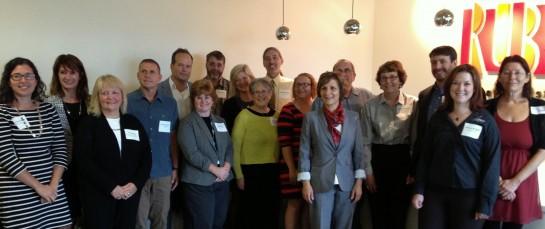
[0,0,375,92]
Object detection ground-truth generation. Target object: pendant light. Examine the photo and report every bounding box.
[434,9,454,26]
[344,0,360,34]
[276,0,290,40]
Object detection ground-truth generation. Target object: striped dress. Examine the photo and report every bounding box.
[0,103,71,228]
[277,102,305,199]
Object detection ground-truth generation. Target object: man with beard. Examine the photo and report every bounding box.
[410,45,458,177]
[203,50,229,115]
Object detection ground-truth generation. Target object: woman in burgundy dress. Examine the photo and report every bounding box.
[277,73,316,229]
[484,55,545,229]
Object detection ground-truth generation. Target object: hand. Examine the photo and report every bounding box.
[120,182,137,200]
[350,179,363,203]
[406,175,415,185]
[288,168,298,184]
[171,170,179,190]
[217,166,231,181]
[35,184,58,203]
[302,181,314,204]
[500,191,516,201]
[111,185,124,200]
[365,174,377,193]
[475,212,489,220]
[412,194,424,209]
[209,164,230,182]
[236,179,245,190]
[500,178,520,194]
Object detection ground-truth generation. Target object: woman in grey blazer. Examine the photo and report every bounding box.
[298,72,365,229]
[179,79,233,229]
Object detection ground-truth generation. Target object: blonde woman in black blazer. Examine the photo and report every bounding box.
[75,75,151,229]
[178,79,233,229]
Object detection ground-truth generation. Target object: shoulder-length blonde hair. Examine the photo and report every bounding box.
[228,64,255,97]
[88,74,127,117]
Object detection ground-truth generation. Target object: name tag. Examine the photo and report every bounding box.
[214,122,228,132]
[270,117,277,126]
[158,120,171,133]
[216,89,227,99]
[530,106,545,115]
[279,89,290,99]
[11,115,30,130]
[124,129,140,141]
[461,123,482,139]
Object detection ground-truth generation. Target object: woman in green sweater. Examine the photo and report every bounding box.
[232,78,280,229]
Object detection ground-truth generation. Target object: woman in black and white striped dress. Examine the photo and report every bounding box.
[0,57,71,228]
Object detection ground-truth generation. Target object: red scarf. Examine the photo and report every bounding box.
[323,104,344,145]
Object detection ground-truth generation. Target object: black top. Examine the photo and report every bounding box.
[486,97,545,154]
[414,109,501,215]
[220,96,253,134]
[64,101,87,134]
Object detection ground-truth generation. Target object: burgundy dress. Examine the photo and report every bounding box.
[489,114,542,224]
[277,102,305,199]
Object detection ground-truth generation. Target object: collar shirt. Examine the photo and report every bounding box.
[311,87,374,114]
[263,74,293,111]
[361,92,417,175]
[169,77,191,119]
[127,89,179,178]
[427,83,444,121]
[204,76,230,116]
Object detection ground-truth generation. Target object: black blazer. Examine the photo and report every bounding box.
[410,85,436,175]
[75,114,151,196]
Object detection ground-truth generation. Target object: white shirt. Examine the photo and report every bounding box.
[169,77,191,119]
[106,117,122,153]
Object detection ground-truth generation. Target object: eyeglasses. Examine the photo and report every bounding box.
[500,71,526,77]
[11,73,36,81]
[296,82,311,88]
[380,75,399,82]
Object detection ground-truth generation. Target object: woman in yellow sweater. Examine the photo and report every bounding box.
[232,78,280,229]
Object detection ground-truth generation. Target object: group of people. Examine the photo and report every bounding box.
[0,45,542,229]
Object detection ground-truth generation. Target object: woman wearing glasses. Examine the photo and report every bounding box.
[483,55,545,229]
[0,57,71,228]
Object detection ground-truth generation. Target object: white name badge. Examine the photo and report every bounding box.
[11,115,30,130]
[270,117,277,126]
[216,89,227,99]
[530,106,545,115]
[279,89,290,99]
[214,122,228,132]
[461,123,482,139]
[158,120,171,133]
[124,129,140,141]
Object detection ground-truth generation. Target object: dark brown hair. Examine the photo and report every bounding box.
[50,54,89,102]
[441,64,484,112]
[317,71,343,102]
[494,55,533,98]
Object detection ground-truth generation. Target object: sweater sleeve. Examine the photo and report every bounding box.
[477,114,501,215]
[232,111,247,179]
[0,107,26,177]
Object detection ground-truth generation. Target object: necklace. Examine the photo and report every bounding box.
[65,102,82,117]
[14,101,43,138]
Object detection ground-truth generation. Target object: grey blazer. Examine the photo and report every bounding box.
[44,96,73,161]
[178,111,233,186]
[299,109,365,193]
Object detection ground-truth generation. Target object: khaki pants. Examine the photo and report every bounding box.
[136,176,172,229]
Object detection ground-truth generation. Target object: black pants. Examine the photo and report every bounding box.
[182,181,230,229]
[420,187,484,229]
[81,189,141,229]
[240,163,280,229]
[483,221,523,229]
[367,144,411,229]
